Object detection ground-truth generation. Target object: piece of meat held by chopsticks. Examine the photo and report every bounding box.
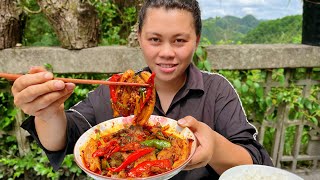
[109,70,156,125]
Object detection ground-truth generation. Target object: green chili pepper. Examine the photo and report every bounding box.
[141,139,171,150]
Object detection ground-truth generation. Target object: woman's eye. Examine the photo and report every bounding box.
[149,38,160,42]
[175,39,186,43]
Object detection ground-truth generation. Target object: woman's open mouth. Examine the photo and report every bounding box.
[157,64,178,73]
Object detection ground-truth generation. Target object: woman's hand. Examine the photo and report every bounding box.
[12,66,76,151]
[178,116,253,174]
[12,66,75,121]
[178,116,216,170]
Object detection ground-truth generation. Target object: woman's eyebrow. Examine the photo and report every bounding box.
[145,32,161,36]
[145,32,191,38]
[174,33,190,38]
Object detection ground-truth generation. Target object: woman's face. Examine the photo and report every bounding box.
[138,8,200,84]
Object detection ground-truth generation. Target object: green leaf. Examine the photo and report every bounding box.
[204,60,211,72]
[233,79,242,89]
[304,100,312,110]
[241,84,249,93]
[253,82,260,89]
[266,97,272,106]
[277,93,283,102]
[197,61,204,69]
[256,87,264,98]
[246,80,253,87]
[310,117,318,126]
[196,46,204,59]
[44,63,53,72]
[279,75,285,85]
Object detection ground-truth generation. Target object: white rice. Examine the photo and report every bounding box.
[221,168,290,180]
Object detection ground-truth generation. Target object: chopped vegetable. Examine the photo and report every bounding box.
[141,139,171,150]
[108,147,155,172]
[92,140,120,159]
[128,159,172,178]
[109,74,122,102]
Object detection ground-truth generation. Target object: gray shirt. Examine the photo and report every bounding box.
[22,63,273,179]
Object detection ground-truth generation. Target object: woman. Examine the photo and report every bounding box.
[13,0,273,179]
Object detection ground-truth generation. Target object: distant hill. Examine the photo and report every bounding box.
[201,14,302,45]
[241,15,302,44]
[201,15,261,44]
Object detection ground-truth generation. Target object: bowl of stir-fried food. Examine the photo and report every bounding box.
[74,115,196,179]
[74,70,196,179]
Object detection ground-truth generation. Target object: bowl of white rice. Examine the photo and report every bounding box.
[219,164,304,180]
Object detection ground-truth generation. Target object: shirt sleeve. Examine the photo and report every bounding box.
[21,85,110,171]
[213,76,273,166]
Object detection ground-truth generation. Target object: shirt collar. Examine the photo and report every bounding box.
[185,63,204,92]
[142,64,204,114]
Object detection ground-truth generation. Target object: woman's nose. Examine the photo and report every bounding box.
[159,43,175,59]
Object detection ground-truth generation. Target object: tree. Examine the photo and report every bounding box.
[37,0,100,49]
[0,0,23,49]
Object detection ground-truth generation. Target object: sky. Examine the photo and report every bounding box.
[198,0,303,20]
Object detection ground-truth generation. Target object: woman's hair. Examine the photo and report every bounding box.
[138,0,202,36]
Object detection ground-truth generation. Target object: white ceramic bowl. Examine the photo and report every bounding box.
[219,164,304,180]
[74,115,197,180]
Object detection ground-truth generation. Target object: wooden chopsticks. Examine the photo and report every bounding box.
[0,73,150,87]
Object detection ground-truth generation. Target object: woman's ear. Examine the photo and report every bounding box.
[196,35,201,47]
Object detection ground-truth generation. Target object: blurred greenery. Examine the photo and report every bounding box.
[21,0,60,46]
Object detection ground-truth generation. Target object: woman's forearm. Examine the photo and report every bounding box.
[35,106,68,151]
[209,131,253,175]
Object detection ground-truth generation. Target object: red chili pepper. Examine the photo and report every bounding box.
[140,72,156,109]
[103,145,120,159]
[127,159,172,178]
[109,74,122,102]
[97,141,102,147]
[92,140,120,158]
[108,147,155,172]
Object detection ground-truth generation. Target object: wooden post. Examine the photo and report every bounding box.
[13,108,30,156]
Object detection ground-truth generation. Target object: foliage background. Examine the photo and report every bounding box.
[1,0,319,179]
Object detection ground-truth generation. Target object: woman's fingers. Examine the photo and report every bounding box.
[178,116,216,170]
[186,142,209,167]
[12,71,54,95]
[14,80,67,105]
[34,89,74,118]
[12,66,49,95]
[178,116,203,130]
[18,83,75,116]
[28,66,47,74]
[178,116,211,144]
[11,66,75,120]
